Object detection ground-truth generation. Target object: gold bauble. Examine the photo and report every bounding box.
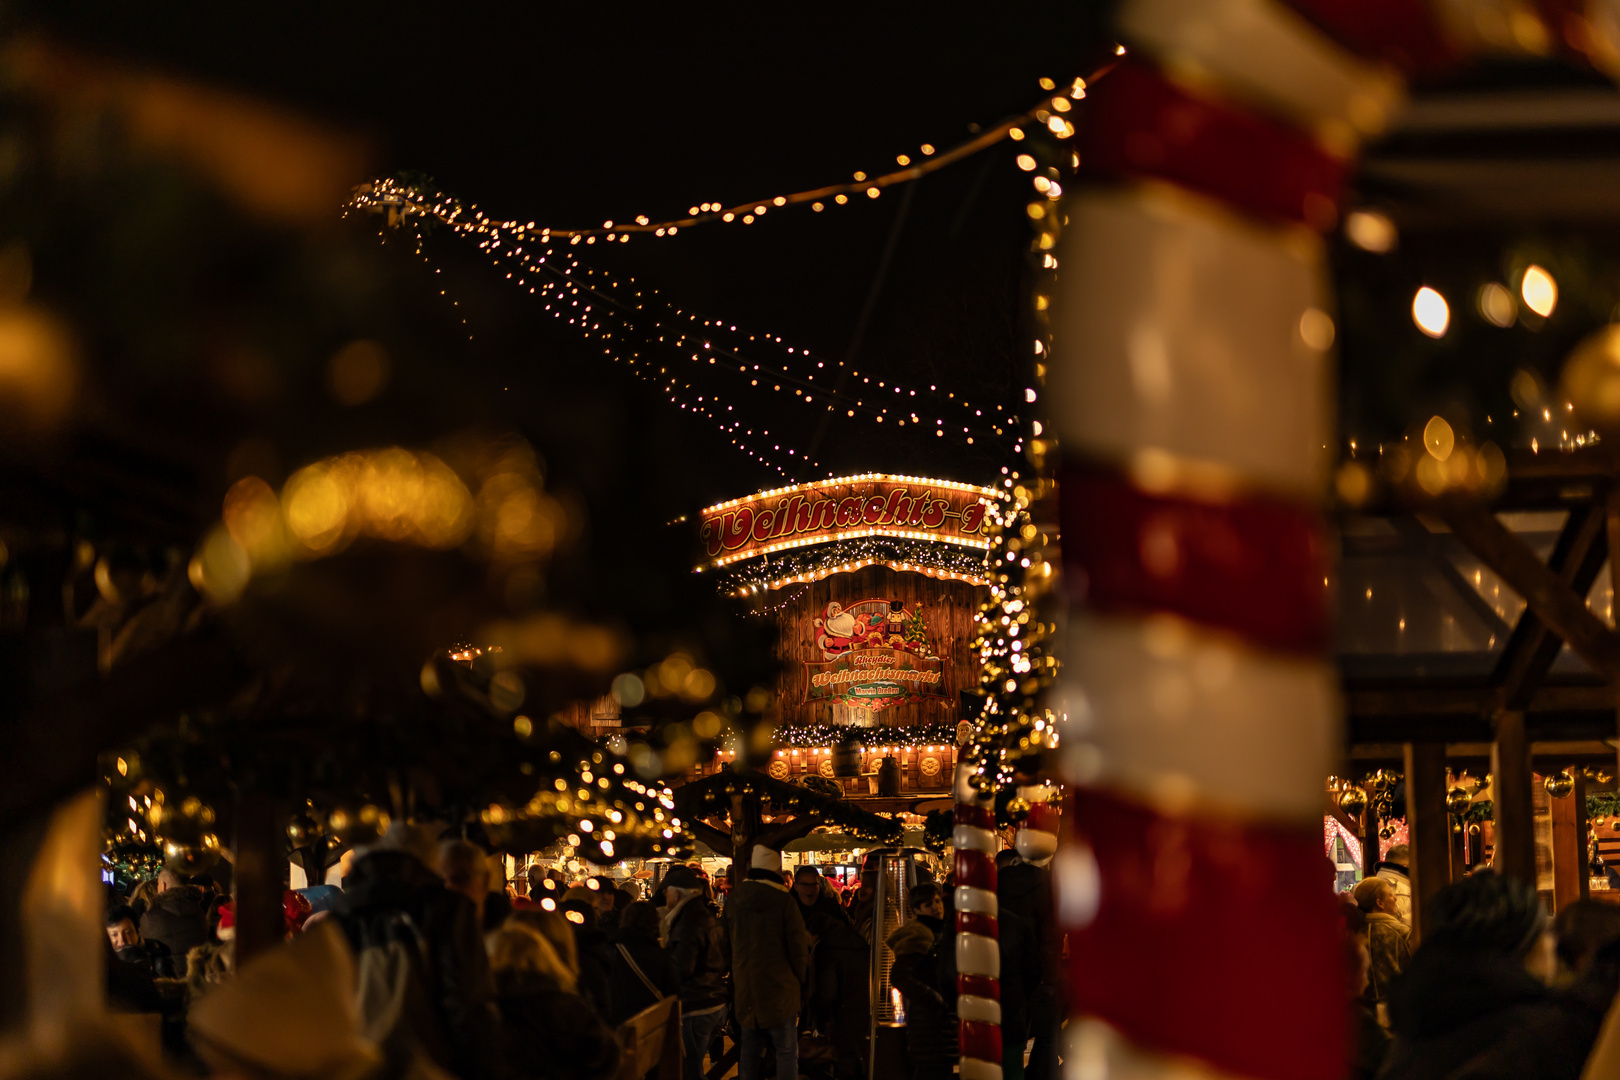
[1559,325,1620,435]
[1337,787,1368,817]
[286,813,323,848]
[1545,771,1576,799]
[163,832,220,873]
[328,803,390,845]
[151,794,215,845]
[1445,787,1473,816]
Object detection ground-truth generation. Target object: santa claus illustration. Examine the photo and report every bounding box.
[814,601,876,659]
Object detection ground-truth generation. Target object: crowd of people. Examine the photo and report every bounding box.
[99,826,1067,1080]
[1339,845,1620,1079]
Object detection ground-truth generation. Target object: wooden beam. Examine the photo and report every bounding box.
[1405,743,1450,942]
[1391,516,1513,639]
[1492,504,1610,709]
[1346,681,1615,718]
[1438,500,1620,682]
[1491,710,1536,886]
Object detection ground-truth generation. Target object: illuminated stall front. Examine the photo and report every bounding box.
[690,473,1005,804]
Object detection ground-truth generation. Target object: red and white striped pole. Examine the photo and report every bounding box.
[954,763,1002,1080]
[1045,0,1620,1074]
[1046,2,1428,1078]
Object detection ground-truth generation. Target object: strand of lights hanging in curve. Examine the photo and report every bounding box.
[347,69,1106,446]
[350,71,1095,243]
[388,215,1022,449]
[383,224,815,478]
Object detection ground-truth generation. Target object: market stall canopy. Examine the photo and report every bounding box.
[785,826,927,853]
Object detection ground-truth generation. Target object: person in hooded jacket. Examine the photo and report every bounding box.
[608,900,681,1024]
[335,825,503,1080]
[661,863,730,1080]
[1379,870,1616,1080]
[138,871,210,963]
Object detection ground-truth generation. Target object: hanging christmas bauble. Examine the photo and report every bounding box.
[328,803,390,845]
[1558,325,1620,435]
[1545,771,1576,799]
[1445,787,1473,816]
[1467,823,1481,836]
[151,795,215,845]
[286,814,323,848]
[163,832,220,873]
[1005,796,1031,822]
[1338,787,1368,818]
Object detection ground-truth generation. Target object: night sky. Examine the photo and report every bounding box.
[25,2,1105,514]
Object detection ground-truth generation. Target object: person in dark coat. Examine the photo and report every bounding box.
[608,900,680,1023]
[1380,870,1615,1080]
[886,883,956,1080]
[728,846,810,1080]
[104,934,163,1014]
[998,855,1061,1080]
[489,923,620,1080]
[804,904,869,1080]
[106,903,182,979]
[335,827,503,1080]
[138,872,209,963]
[661,864,730,1080]
[561,891,616,1019]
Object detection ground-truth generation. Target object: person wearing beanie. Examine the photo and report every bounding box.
[1381,871,1615,1080]
[727,844,810,1080]
[659,863,729,1080]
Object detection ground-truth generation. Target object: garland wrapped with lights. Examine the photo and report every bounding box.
[715,534,994,596]
[770,720,960,750]
[957,481,1062,795]
[675,767,902,846]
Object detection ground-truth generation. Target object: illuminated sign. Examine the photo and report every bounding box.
[698,473,1001,568]
[803,598,947,711]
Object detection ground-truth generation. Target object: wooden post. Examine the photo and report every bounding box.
[730,793,760,891]
[233,792,285,965]
[1608,485,1620,796]
[1360,784,1381,882]
[1405,743,1449,941]
[1492,710,1536,886]
[1550,768,1589,911]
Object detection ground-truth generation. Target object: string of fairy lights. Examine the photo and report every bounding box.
[770,720,961,750]
[348,71,1099,479]
[377,228,813,477]
[956,97,1071,789]
[713,534,995,596]
[377,216,1019,470]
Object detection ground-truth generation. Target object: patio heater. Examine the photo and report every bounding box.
[867,846,927,1080]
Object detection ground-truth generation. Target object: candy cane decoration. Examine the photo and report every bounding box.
[953,763,1001,1080]
[1013,788,1059,866]
[1045,2,1620,1078]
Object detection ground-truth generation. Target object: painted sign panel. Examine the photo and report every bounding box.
[803,598,947,711]
[699,473,1000,567]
